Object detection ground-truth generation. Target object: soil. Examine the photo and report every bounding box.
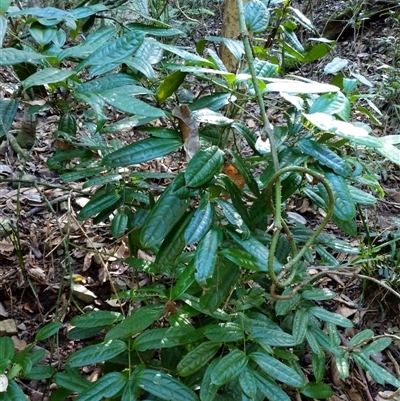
[1,1,400,401]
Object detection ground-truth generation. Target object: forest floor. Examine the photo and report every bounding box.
[1,1,400,401]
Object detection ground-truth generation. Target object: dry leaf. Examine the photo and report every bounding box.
[222,163,245,190]
[172,104,201,160]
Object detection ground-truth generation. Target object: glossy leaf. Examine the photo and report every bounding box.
[185,146,224,187]
[361,337,392,357]
[67,340,127,367]
[310,92,350,120]
[309,306,353,328]
[348,185,377,205]
[301,288,336,301]
[210,349,248,386]
[103,138,181,168]
[335,354,350,379]
[312,352,326,383]
[105,305,164,340]
[61,167,106,182]
[137,369,199,401]
[219,248,261,271]
[0,17,7,47]
[194,226,222,286]
[239,366,257,399]
[205,322,244,342]
[309,326,344,357]
[297,139,352,177]
[215,199,250,234]
[76,29,145,72]
[184,200,214,244]
[250,352,304,387]
[177,342,220,377]
[77,192,120,221]
[111,211,128,238]
[292,308,308,344]
[156,70,187,103]
[75,372,126,401]
[3,380,26,401]
[0,48,47,65]
[348,329,374,348]
[22,68,75,90]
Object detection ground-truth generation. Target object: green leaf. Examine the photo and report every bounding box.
[297,139,352,177]
[310,92,350,121]
[137,369,199,401]
[67,340,127,367]
[0,17,7,47]
[29,23,57,47]
[4,380,27,401]
[76,29,145,72]
[348,329,374,348]
[22,365,55,380]
[140,175,191,249]
[177,342,221,377]
[361,337,392,357]
[156,70,187,103]
[70,311,123,328]
[22,68,75,90]
[321,171,356,221]
[54,367,90,393]
[199,359,220,401]
[0,48,47,66]
[309,326,344,357]
[352,352,400,387]
[185,200,214,244]
[190,92,234,112]
[308,306,353,328]
[239,366,257,399]
[254,371,291,401]
[0,99,19,137]
[111,211,128,238]
[210,349,248,386]
[301,287,336,301]
[377,142,400,168]
[132,326,196,351]
[244,0,269,32]
[8,7,74,19]
[348,185,377,205]
[74,73,137,94]
[219,248,261,271]
[35,321,61,341]
[312,352,326,383]
[0,0,11,14]
[194,226,222,286]
[77,192,120,221]
[61,167,106,182]
[216,199,250,234]
[205,322,245,342]
[335,354,350,379]
[75,372,126,401]
[301,382,334,399]
[103,138,181,168]
[185,146,224,187]
[232,122,257,152]
[105,305,164,340]
[250,352,304,387]
[292,308,308,344]
[99,94,165,118]
[0,337,14,360]
[305,42,330,62]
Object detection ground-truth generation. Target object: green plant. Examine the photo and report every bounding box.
[0,322,61,400]
[1,0,400,400]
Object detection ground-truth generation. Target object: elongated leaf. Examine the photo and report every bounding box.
[239,366,257,398]
[301,288,336,301]
[309,326,344,357]
[137,369,199,401]
[140,175,190,249]
[309,306,353,328]
[216,199,249,233]
[77,192,120,221]
[185,146,224,187]
[320,172,356,221]
[210,349,248,386]
[177,342,221,377]
[111,211,128,238]
[348,329,374,348]
[75,372,126,401]
[297,139,352,177]
[103,138,181,168]
[361,337,392,357]
[67,340,126,367]
[35,321,61,341]
[0,0,11,14]
[76,29,145,72]
[4,380,26,401]
[377,142,400,167]
[185,200,214,244]
[0,17,7,47]
[250,352,304,387]
[301,382,334,399]
[254,371,291,401]
[22,68,75,90]
[54,367,91,393]
[8,7,74,19]
[348,185,377,205]
[74,73,137,94]
[0,337,14,360]
[335,354,350,379]
[132,326,196,351]
[324,57,349,74]
[194,226,222,286]
[292,308,308,344]
[310,92,350,121]
[199,359,220,401]
[219,248,260,271]
[156,70,187,103]
[0,99,19,137]
[71,311,122,328]
[105,305,164,340]
[0,48,47,66]
[100,94,165,118]
[312,352,326,383]
[61,167,106,182]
